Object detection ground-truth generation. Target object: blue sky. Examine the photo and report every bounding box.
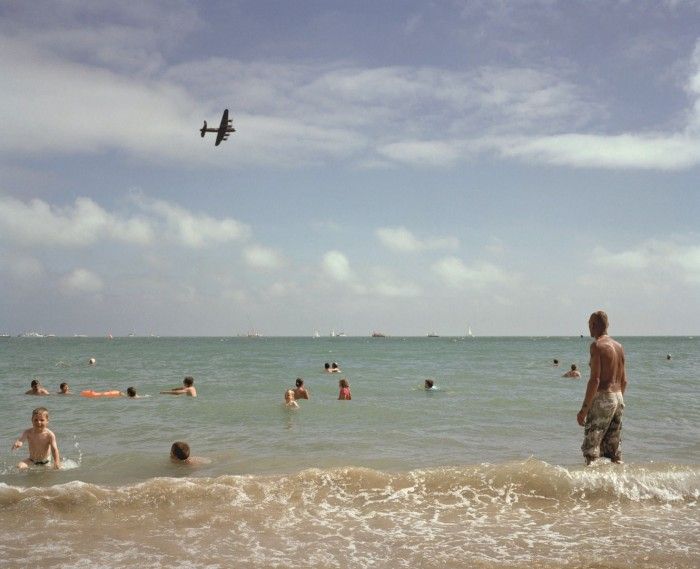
[1,0,699,336]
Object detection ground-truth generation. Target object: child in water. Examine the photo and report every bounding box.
[338,378,352,400]
[12,407,61,469]
[170,441,208,466]
[161,376,197,397]
[57,382,71,395]
[25,379,49,396]
[424,379,437,390]
[284,389,299,408]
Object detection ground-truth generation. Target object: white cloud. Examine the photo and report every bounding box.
[244,245,284,270]
[432,257,512,288]
[491,133,700,170]
[0,195,153,247]
[0,194,249,250]
[592,246,651,270]
[592,240,700,282]
[2,4,700,174]
[377,140,464,167]
[322,251,354,282]
[376,226,458,252]
[132,196,250,248]
[60,268,104,294]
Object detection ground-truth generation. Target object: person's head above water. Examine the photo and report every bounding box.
[171,441,190,461]
[126,387,137,398]
[295,378,304,387]
[425,379,434,389]
[183,376,194,387]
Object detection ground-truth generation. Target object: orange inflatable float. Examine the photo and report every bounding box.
[80,389,122,398]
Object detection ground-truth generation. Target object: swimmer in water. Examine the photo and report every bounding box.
[26,379,49,396]
[12,407,61,470]
[563,364,581,378]
[160,376,197,397]
[284,389,299,408]
[293,378,309,400]
[170,441,209,466]
[424,379,437,390]
[338,378,351,400]
[57,382,71,395]
[88,358,96,366]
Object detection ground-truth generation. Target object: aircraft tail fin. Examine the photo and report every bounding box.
[200,121,207,137]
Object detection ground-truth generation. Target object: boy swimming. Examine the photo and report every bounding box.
[170,441,208,466]
[12,407,61,469]
[161,376,197,397]
[25,379,49,396]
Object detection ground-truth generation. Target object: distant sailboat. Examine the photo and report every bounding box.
[467,326,474,338]
[313,329,320,339]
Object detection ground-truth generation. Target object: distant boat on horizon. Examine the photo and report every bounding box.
[427,332,439,338]
[371,331,387,338]
[313,329,320,338]
[467,326,474,338]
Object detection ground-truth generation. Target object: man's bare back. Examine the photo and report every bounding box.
[590,335,626,393]
[577,311,628,428]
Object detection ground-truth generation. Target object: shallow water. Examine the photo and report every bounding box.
[0,336,698,567]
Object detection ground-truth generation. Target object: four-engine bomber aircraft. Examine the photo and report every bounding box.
[200,109,235,146]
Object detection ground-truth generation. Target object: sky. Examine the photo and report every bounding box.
[1,0,699,337]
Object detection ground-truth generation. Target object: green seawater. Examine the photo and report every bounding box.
[1,336,698,485]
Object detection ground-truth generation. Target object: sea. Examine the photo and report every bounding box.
[0,336,697,568]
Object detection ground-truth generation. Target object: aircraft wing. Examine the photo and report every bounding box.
[215,109,230,146]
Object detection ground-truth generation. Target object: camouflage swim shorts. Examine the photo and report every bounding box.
[581,392,624,462]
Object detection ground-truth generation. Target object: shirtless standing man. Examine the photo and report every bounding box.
[577,310,627,465]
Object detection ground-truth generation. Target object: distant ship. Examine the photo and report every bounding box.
[371,331,387,338]
[18,331,45,338]
[312,330,320,338]
[246,330,262,338]
[427,332,439,338]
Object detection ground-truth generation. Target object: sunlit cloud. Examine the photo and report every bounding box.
[0,195,153,247]
[244,245,284,270]
[322,250,354,282]
[432,257,512,288]
[131,196,250,248]
[376,226,458,252]
[592,240,700,282]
